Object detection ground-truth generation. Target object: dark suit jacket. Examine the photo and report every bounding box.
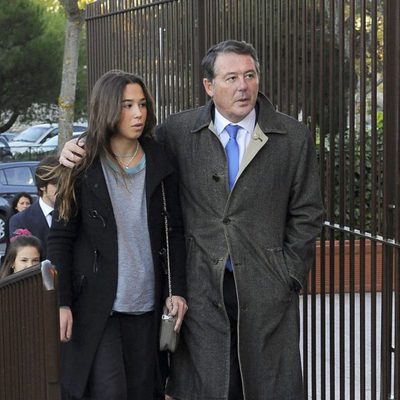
[9,200,50,258]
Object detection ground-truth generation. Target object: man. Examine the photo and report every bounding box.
[60,40,324,400]
[9,155,59,258]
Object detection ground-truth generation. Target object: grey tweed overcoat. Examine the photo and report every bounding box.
[157,93,324,400]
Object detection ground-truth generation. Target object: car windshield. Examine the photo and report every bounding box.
[15,126,50,142]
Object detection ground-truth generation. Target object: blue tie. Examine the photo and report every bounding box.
[225,124,240,190]
[225,124,240,271]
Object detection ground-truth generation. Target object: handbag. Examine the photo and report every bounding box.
[159,181,180,352]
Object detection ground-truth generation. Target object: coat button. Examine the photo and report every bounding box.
[222,217,231,224]
[212,174,220,182]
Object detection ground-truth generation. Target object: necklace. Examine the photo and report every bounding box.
[114,141,139,169]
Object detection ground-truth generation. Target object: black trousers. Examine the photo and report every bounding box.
[223,270,244,400]
[85,311,158,400]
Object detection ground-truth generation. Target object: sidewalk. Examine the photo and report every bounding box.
[300,293,389,400]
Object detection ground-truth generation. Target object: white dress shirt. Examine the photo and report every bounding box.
[214,108,256,164]
[39,197,54,227]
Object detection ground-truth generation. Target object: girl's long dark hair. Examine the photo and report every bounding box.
[0,235,42,279]
[53,70,157,221]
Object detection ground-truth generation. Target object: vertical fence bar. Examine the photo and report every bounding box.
[348,0,356,397]
[328,1,336,398]
[382,0,399,397]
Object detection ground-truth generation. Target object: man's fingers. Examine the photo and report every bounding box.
[59,138,86,167]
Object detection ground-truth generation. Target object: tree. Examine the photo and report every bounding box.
[58,0,95,148]
[0,0,63,132]
[57,0,85,147]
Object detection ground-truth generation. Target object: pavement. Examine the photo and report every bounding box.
[300,293,393,400]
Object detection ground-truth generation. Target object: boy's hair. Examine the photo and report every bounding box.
[35,156,59,197]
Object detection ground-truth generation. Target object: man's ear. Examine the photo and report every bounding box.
[203,78,214,98]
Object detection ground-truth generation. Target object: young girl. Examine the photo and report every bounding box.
[0,232,42,279]
[47,70,187,400]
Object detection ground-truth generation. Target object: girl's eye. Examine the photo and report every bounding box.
[122,103,132,109]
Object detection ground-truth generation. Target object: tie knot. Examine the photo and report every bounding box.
[225,124,240,139]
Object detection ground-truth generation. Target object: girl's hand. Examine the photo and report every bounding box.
[59,306,73,342]
[165,295,188,332]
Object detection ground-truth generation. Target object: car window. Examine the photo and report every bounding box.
[15,126,50,143]
[40,127,59,144]
[2,167,35,186]
[73,126,87,133]
[0,170,6,185]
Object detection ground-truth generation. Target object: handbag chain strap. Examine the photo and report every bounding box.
[161,181,173,309]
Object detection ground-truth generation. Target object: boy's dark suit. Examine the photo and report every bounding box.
[9,200,50,258]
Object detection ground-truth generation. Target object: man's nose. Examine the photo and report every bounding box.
[237,76,248,90]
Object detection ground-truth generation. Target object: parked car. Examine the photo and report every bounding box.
[0,137,13,161]
[31,131,85,156]
[0,161,39,242]
[1,131,18,142]
[9,123,87,155]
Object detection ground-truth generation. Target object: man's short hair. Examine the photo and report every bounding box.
[35,155,59,197]
[201,40,260,81]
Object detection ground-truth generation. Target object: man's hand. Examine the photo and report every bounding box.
[59,307,73,342]
[59,137,86,168]
[165,295,188,333]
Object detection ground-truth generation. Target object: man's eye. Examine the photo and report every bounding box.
[245,73,255,79]
[226,76,236,82]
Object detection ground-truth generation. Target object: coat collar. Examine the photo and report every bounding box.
[190,92,287,135]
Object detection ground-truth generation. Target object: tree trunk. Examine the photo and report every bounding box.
[0,111,19,133]
[58,1,85,150]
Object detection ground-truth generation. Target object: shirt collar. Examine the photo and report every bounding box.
[214,108,256,136]
[39,197,54,217]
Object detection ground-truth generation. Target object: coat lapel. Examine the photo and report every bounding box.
[237,123,269,179]
[83,158,114,212]
[141,138,174,201]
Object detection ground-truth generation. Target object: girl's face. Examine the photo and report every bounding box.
[13,246,41,273]
[16,196,31,212]
[115,83,147,142]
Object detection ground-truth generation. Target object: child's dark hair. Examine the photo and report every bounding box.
[0,235,42,279]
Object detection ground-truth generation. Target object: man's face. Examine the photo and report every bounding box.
[203,52,259,123]
[41,183,57,208]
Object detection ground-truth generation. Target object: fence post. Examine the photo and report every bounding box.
[193,0,206,107]
[382,0,400,398]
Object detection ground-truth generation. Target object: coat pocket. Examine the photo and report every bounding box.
[265,247,292,290]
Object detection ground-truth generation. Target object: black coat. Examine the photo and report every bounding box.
[47,137,186,398]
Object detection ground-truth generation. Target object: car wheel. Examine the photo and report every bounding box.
[0,213,6,243]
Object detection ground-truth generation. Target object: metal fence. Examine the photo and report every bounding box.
[86,0,400,398]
